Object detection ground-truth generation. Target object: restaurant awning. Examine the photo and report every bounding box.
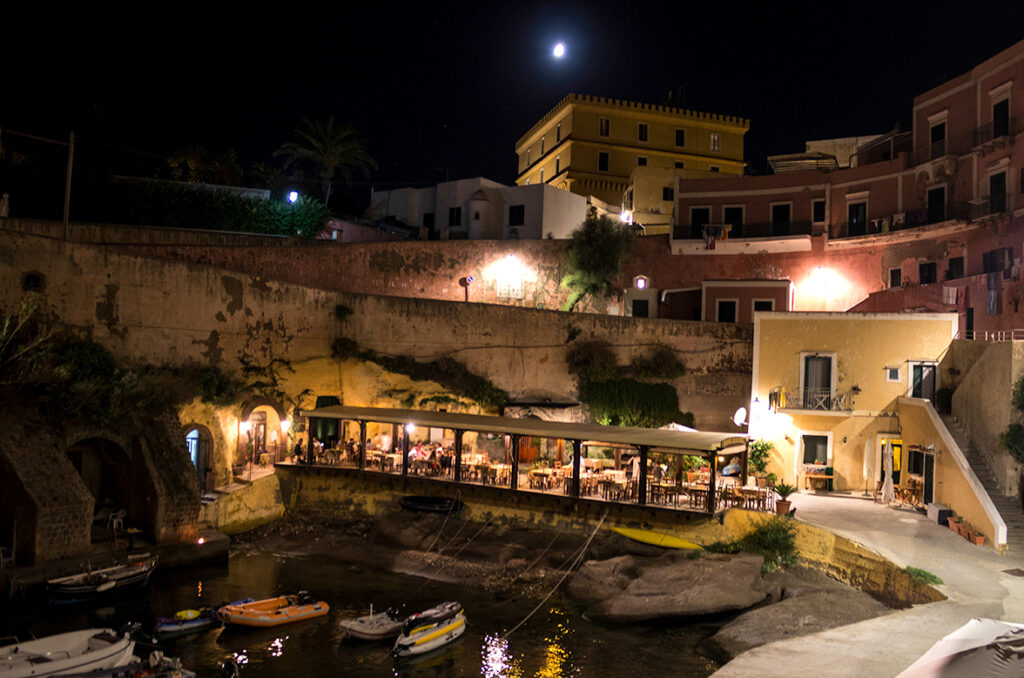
[299,405,747,456]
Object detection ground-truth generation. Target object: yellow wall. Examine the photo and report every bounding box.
[751,312,958,488]
[515,95,749,201]
[898,397,1003,548]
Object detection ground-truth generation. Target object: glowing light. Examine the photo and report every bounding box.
[197,537,206,545]
[635,277,647,290]
[288,191,298,203]
[280,419,291,432]
[619,210,631,223]
[239,421,251,434]
[405,423,416,433]
[797,266,851,311]
[553,42,565,58]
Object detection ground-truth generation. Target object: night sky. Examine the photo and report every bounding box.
[5,1,1024,207]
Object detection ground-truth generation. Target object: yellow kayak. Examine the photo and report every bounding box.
[610,526,702,550]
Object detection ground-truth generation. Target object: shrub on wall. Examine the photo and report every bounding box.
[627,344,686,380]
[1012,375,1024,412]
[1000,423,1024,464]
[87,179,328,236]
[566,340,619,384]
[580,378,693,428]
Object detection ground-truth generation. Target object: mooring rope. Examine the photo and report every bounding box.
[499,508,608,641]
[423,489,460,555]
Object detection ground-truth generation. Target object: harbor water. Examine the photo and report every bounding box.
[2,550,725,676]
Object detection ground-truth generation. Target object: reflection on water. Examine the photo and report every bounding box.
[1,551,721,677]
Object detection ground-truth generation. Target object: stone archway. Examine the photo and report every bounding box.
[183,423,215,492]
[238,398,291,470]
[66,437,134,540]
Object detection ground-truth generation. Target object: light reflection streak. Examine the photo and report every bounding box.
[482,634,522,678]
[268,635,288,658]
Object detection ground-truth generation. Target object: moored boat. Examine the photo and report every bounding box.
[47,554,157,604]
[0,627,135,678]
[393,601,466,657]
[217,592,329,628]
[154,598,255,639]
[339,605,406,641]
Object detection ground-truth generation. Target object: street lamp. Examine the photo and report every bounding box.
[288,191,298,235]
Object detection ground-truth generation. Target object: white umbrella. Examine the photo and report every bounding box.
[881,440,896,505]
[896,617,1024,677]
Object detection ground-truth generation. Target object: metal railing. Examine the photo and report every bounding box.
[672,221,811,240]
[831,197,1010,239]
[973,117,1017,146]
[770,387,853,412]
[960,329,1024,342]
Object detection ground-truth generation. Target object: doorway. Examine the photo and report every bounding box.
[878,437,903,486]
[910,363,936,402]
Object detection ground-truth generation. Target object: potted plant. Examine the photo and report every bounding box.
[955,516,966,536]
[774,482,797,515]
[947,515,960,533]
[967,527,985,546]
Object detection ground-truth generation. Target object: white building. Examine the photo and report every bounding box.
[366,177,588,240]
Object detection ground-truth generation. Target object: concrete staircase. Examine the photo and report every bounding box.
[941,414,1024,554]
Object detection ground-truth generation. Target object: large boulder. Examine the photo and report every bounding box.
[707,567,892,661]
[584,552,767,622]
[567,555,640,604]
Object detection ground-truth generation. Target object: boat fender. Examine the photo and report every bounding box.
[175,609,201,621]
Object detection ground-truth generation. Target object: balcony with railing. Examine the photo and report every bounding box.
[672,221,812,240]
[830,196,1013,239]
[973,117,1017,147]
[769,386,854,412]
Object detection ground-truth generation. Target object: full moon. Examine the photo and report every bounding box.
[553,42,566,58]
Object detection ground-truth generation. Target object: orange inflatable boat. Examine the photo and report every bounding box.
[217,591,329,628]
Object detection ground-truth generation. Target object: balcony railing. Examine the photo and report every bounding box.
[832,198,1010,239]
[972,194,1011,218]
[769,387,853,412]
[672,221,811,240]
[973,118,1017,146]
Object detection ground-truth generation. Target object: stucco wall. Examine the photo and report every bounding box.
[948,340,1024,496]
[898,398,1005,548]
[199,474,285,534]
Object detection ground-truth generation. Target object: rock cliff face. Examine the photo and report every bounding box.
[568,551,767,622]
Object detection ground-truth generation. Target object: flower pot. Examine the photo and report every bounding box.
[776,499,792,515]
[955,522,966,536]
[947,519,959,533]
[969,533,985,546]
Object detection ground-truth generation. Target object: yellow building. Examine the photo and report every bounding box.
[514,94,749,221]
[749,311,1006,549]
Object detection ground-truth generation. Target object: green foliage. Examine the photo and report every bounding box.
[739,516,798,574]
[361,351,508,411]
[627,344,686,380]
[1000,423,1024,464]
[274,117,377,203]
[580,378,691,428]
[905,566,943,586]
[560,207,636,312]
[88,178,328,236]
[565,340,618,384]
[703,540,742,554]
[748,439,774,476]
[1013,374,1024,412]
[773,482,798,501]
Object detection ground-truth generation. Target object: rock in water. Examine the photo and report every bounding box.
[567,555,640,604]
[706,588,891,661]
[585,552,767,622]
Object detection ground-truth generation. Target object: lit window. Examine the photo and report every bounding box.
[710,133,721,151]
[599,118,610,137]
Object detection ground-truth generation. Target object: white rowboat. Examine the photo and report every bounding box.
[0,628,134,678]
[339,606,406,641]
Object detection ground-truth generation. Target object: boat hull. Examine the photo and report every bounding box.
[339,611,404,640]
[0,628,134,678]
[394,613,466,656]
[218,595,329,628]
[47,555,157,604]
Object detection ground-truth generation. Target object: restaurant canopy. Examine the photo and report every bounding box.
[299,405,747,457]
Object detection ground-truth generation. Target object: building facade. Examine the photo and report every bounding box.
[670,40,1024,337]
[515,94,749,226]
[366,177,588,240]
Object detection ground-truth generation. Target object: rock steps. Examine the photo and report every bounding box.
[940,414,1024,553]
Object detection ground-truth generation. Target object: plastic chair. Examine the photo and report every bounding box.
[107,509,126,532]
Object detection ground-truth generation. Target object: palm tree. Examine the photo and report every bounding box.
[274,117,377,205]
